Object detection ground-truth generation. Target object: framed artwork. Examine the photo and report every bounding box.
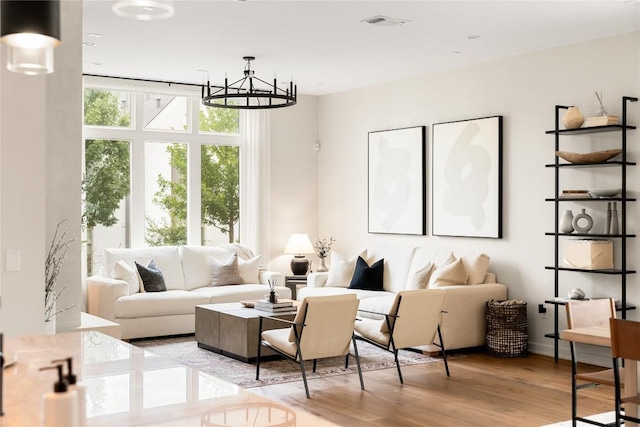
[368,126,426,235]
[432,116,503,238]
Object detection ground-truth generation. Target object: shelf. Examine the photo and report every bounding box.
[545,197,635,202]
[545,232,636,238]
[544,298,636,312]
[545,161,636,168]
[545,266,636,275]
[545,124,636,135]
[545,333,559,340]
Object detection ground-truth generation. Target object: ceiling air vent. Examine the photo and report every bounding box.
[361,15,410,27]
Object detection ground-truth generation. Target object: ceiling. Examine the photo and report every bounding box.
[82,1,640,96]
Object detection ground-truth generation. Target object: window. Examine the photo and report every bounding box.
[83,81,244,275]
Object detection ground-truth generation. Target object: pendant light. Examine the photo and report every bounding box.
[1,0,61,76]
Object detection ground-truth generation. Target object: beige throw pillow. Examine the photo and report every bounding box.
[325,249,367,288]
[238,255,262,284]
[459,253,491,285]
[406,262,435,290]
[111,259,140,295]
[428,258,469,288]
[208,253,244,286]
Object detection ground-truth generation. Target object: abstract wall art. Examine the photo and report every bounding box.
[432,116,503,238]
[368,126,426,235]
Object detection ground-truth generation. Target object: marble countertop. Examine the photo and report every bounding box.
[1,331,337,426]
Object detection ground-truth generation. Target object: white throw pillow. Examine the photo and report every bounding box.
[406,262,434,290]
[325,249,367,288]
[238,255,262,284]
[459,252,491,285]
[428,258,469,288]
[208,253,244,286]
[111,259,140,295]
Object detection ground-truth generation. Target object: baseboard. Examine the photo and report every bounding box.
[528,340,612,367]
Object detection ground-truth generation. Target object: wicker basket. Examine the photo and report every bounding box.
[485,299,528,357]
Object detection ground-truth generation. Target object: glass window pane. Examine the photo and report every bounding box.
[144,94,188,131]
[201,145,239,245]
[84,89,131,127]
[145,142,188,246]
[199,104,240,134]
[84,139,131,276]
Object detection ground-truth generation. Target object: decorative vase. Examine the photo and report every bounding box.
[605,202,612,235]
[610,203,619,235]
[317,257,328,273]
[268,291,277,304]
[572,209,593,234]
[563,106,585,129]
[559,210,574,234]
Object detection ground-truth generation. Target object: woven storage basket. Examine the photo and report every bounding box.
[486,299,528,357]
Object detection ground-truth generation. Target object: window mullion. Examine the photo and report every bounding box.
[188,97,202,245]
[130,92,146,247]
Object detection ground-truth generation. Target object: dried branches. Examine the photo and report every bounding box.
[314,237,335,259]
[45,220,75,322]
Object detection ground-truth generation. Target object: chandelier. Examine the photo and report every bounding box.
[202,56,297,110]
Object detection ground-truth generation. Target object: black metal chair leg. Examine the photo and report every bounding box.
[312,359,317,373]
[570,342,577,427]
[345,354,349,369]
[256,317,263,380]
[352,335,365,390]
[393,348,403,384]
[298,357,310,398]
[437,325,450,377]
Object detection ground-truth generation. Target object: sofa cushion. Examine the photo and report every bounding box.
[112,259,140,295]
[429,258,469,288]
[104,246,186,290]
[238,255,262,284]
[136,260,167,292]
[358,295,395,320]
[114,290,209,318]
[457,252,491,285]
[180,245,234,290]
[326,249,366,288]
[349,257,384,291]
[191,284,291,303]
[405,248,455,290]
[208,253,244,286]
[406,262,435,290]
[367,245,416,293]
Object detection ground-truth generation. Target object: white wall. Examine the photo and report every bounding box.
[317,32,640,362]
[268,95,319,276]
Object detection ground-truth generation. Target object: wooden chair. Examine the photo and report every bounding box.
[610,318,640,427]
[354,289,449,384]
[565,298,618,427]
[255,294,364,398]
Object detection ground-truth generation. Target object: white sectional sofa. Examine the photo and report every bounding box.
[297,245,507,352]
[87,245,289,339]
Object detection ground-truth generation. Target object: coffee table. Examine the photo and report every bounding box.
[195,302,298,363]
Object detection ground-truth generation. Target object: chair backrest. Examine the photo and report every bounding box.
[383,289,446,349]
[566,299,615,329]
[288,294,359,360]
[610,318,640,361]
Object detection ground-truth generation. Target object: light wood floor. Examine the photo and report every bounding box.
[249,351,613,426]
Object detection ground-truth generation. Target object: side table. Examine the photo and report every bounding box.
[285,275,307,300]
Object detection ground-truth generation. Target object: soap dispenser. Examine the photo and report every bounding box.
[40,363,79,427]
[53,357,86,427]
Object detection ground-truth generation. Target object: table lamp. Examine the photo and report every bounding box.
[284,233,314,275]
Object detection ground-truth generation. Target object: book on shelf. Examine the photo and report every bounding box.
[559,190,590,198]
[583,115,620,127]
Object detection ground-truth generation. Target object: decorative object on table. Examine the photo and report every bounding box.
[368,126,426,235]
[201,56,296,110]
[563,239,614,270]
[562,106,584,129]
[567,288,586,300]
[45,220,76,333]
[594,91,608,117]
[254,299,294,313]
[559,210,575,234]
[610,202,619,235]
[432,116,503,238]
[555,149,622,164]
[559,190,589,199]
[267,279,278,303]
[589,188,621,198]
[314,237,334,272]
[571,209,593,234]
[605,202,612,235]
[283,233,315,275]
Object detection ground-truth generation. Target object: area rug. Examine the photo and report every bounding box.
[132,335,453,389]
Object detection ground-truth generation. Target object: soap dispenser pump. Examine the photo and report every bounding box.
[40,363,79,427]
[53,357,86,427]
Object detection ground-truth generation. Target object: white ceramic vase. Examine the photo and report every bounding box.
[559,210,574,234]
[563,106,585,129]
[317,257,328,272]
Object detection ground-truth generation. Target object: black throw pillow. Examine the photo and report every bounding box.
[348,256,384,291]
[135,259,167,292]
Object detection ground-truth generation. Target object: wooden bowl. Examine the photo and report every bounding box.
[555,149,622,164]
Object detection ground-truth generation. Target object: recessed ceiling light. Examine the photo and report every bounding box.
[83,42,96,47]
[467,35,481,40]
[362,15,410,27]
[452,51,462,54]
[197,69,208,73]
[112,1,175,21]
[87,33,102,38]
[91,62,102,66]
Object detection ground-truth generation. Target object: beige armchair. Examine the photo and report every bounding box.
[256,294,364,398]
[354,289,449,384]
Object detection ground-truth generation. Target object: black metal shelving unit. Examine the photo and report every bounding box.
[545,96,637,361]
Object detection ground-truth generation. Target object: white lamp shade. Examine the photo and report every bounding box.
[284,233,314,255]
